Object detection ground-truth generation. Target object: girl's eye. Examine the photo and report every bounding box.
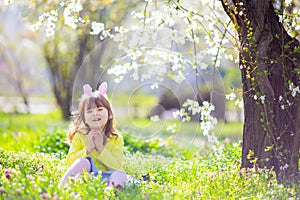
[97,108,103,111]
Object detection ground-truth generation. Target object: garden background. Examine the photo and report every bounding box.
[0,0,299,199]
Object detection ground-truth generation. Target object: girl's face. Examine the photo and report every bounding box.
[84,105,110,130]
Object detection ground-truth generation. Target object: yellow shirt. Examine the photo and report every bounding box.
[66,132,124,171]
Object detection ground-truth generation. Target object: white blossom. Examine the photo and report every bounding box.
[166,123,177,133]
[90,22,104,35]
[235,99,243,109]
[173,108,190,122]
[131,11,145,20]
[150,82,159,90]
[173,71,185,83]
[100,29,112,40]
[226,92,236,100]
[183,99,201,115]
[207,133,218,143]
[288,82,300,97]
[260,95,266,104]
[278,15,283,23]
[280,164,289,171]
[150,115,160,122]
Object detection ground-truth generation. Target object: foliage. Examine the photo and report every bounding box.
[4,0,300,179]
[0,113,299,199]
[0,143,299,199]
[34,129,69,158]
[0,112,69,158]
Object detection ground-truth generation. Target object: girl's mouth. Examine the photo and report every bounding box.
[93,118,101,122]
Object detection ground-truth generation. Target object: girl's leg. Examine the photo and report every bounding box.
[107,170,127,188]
[58,158,91,188]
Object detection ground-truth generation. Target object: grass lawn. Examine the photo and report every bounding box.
[0,112,299,199]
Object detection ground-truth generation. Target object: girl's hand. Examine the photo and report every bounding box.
[86,131,96,155]
[91,130,104,153]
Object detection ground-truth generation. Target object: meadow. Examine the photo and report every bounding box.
[0,112,299,199]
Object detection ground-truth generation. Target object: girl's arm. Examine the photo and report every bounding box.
[66,133,88,166]
[90,134,124,170]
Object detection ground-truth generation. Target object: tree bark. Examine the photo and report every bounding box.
[44,33,91,120]
[221,0,300,178]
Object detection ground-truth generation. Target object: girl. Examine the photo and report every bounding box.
[59,82,127,188]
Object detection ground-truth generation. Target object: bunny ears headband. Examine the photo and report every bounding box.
[83,82,108,99]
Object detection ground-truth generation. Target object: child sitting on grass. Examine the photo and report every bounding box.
[59,82,127,188]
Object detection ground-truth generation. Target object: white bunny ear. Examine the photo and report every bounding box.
[83,84,93,97]
[98,82,108,96]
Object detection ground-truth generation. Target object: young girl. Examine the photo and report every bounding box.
[59,82,127,188]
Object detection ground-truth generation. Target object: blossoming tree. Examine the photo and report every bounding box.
[5,0,299,179]
[10,0,139,119]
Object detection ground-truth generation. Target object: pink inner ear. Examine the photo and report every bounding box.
[98,82,107,96]
[83,84,93,96]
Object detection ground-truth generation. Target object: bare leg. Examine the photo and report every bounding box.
[107,170,127,188]
[58,158,91,188]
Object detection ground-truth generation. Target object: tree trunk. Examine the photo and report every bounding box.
[221,0,300,179]
[44,34,90,120]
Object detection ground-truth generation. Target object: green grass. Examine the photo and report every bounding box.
[1,145,299,199]
[0,112,299,199]
[0,111,68,131]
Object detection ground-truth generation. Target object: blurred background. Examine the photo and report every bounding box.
[0,1,243,150]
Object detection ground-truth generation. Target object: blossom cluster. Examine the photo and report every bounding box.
[253,94,266,105]
[288,82,300,97]
[166,123,177,133]
[174,99,218,144]
[226,92,243,109]
[107,47,189,84]
[277,0,300,35]
[276,82,299,110]
[29,9,58,37]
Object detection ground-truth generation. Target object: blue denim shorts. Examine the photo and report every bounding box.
[86,157,113,180]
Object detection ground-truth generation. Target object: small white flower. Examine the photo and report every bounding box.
[278,15,283,23]
[260,95,266,104]
[90,22,105,35]
[289,83,299,97]
[226,92,236,101]
[46,28,55,37]
[166,124,177,133]
[173,110,181,118]
[150,115,160,122]
[59,2,65,7]
[150,83,159,90]
[235,99,243,109]
[207,133,218,143]
[173,71,185,83]
[280,164,289,171]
